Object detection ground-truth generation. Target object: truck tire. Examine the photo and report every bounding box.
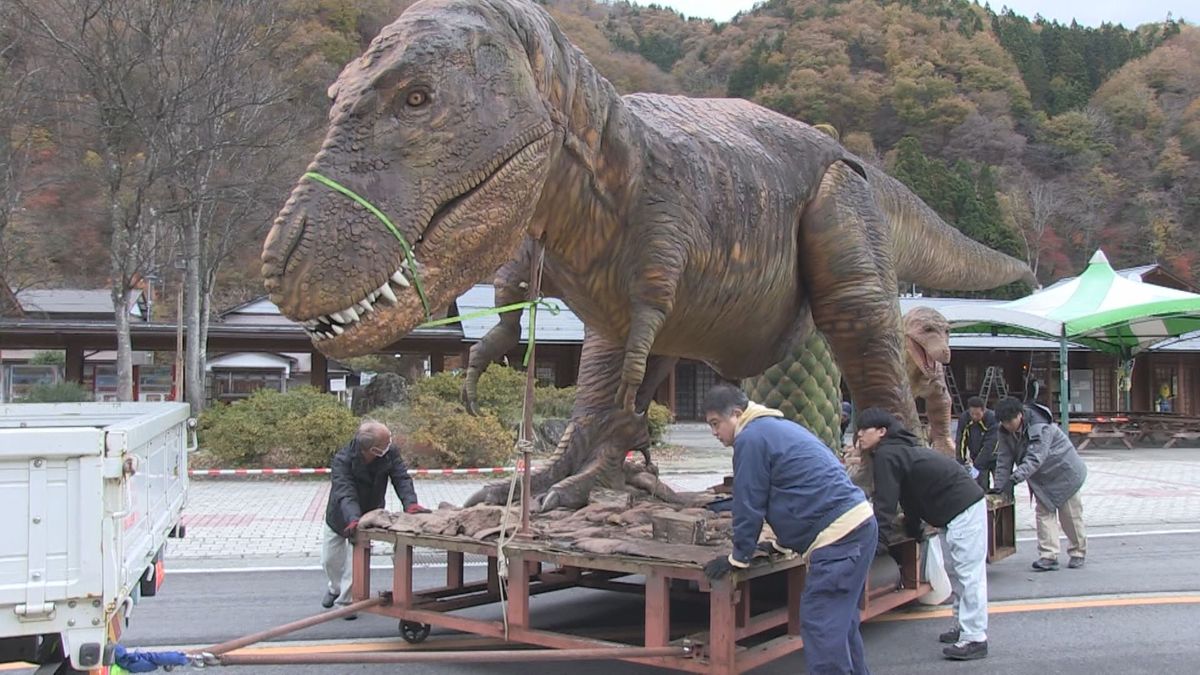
[399,621,431,644]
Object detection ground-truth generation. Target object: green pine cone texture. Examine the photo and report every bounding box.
[743,331,843,451]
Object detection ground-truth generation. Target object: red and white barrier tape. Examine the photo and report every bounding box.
[188,466,516,477]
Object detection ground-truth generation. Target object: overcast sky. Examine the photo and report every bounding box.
[640,1,1187,27]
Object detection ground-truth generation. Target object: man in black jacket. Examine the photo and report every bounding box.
[322,421,429,615]
[856,408,989,661]
[957,396,999,490]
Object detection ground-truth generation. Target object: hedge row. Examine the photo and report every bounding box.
[197,368,674,469]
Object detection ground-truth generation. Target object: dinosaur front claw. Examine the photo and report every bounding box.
[614,381,637,413]
[459,382,482,416]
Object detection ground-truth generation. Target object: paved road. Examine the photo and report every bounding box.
[170,446,1200,564]
[6,531,1193,674]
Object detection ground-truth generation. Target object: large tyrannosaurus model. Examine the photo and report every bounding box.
[261,0,1035,511]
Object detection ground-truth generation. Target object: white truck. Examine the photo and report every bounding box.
[0,403,192,673]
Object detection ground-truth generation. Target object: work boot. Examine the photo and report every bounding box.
[1031,557,1059,572]
[943,640,988,660]
[321,590,337,609]
[938,627,961,644]
[1068,556,1086,569]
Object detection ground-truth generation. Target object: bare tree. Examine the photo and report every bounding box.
[14,0,191,400]
[16,0,306,405]
[1005,173,1064,280]
[149,0,309,415]
[0,6,46,292]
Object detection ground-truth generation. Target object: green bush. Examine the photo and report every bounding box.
[22,381,90,402]
[404,367,673,459]
[646,401,674,446]
[369,394,514,469]
[412,368,576,428]
[198,387,358,467]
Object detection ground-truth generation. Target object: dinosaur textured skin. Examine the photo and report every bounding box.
[262,0,1035,510]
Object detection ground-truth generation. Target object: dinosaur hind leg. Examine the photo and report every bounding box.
[799,161,918,430]
[464,329,654,511]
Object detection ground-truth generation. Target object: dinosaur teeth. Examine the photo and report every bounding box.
[378,283,398,305]
[305,260,418,336]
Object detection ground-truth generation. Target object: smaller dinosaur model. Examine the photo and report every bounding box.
[904,306,954,456]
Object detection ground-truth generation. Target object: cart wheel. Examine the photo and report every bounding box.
[399,620,431,644]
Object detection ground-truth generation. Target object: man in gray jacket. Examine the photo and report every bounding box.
[992,398,1088,571]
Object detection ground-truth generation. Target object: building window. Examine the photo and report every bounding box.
[209,369,285,402]
[139,366,174,402]
[1093,367,1114,412]
[964,364,980,392]
[4,364,61,401]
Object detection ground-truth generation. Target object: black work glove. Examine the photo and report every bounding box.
[703,556,734,581]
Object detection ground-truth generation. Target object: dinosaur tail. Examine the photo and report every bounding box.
[867,166,1037,291]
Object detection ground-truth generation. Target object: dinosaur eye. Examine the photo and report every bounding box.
[405,90,429,107]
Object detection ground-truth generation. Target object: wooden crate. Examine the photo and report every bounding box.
[987,499,1016,562]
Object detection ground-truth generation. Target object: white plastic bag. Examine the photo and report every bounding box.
[917,533,952,605]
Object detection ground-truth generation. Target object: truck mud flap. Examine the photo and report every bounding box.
[139,547,165,598]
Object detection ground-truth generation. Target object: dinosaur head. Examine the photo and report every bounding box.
[261,0,564,357]
[904,306,951,378]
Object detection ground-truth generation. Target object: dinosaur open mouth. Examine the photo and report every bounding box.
[906,336,937,376]
[302,129,552,344]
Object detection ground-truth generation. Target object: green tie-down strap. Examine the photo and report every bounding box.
[302,171,431,319]
[418,299,561,366]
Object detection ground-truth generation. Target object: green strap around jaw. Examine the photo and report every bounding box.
[300,171,554,366]
[420,299,561,366]
[303,171,432,319]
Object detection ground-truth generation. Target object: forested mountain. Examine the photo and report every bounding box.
[1,0,1196,309]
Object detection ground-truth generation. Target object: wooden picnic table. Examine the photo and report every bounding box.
[1069,412,1200,449]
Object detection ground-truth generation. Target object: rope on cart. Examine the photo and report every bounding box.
[496,242,546,640]
[496,437,530,638]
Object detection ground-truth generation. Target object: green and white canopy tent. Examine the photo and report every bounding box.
[938,251,1200,432]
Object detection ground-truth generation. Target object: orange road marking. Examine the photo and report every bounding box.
[875,593,1200,622]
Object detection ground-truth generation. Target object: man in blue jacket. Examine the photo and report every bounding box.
[322,420,429,616]
[702,385,876,675]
